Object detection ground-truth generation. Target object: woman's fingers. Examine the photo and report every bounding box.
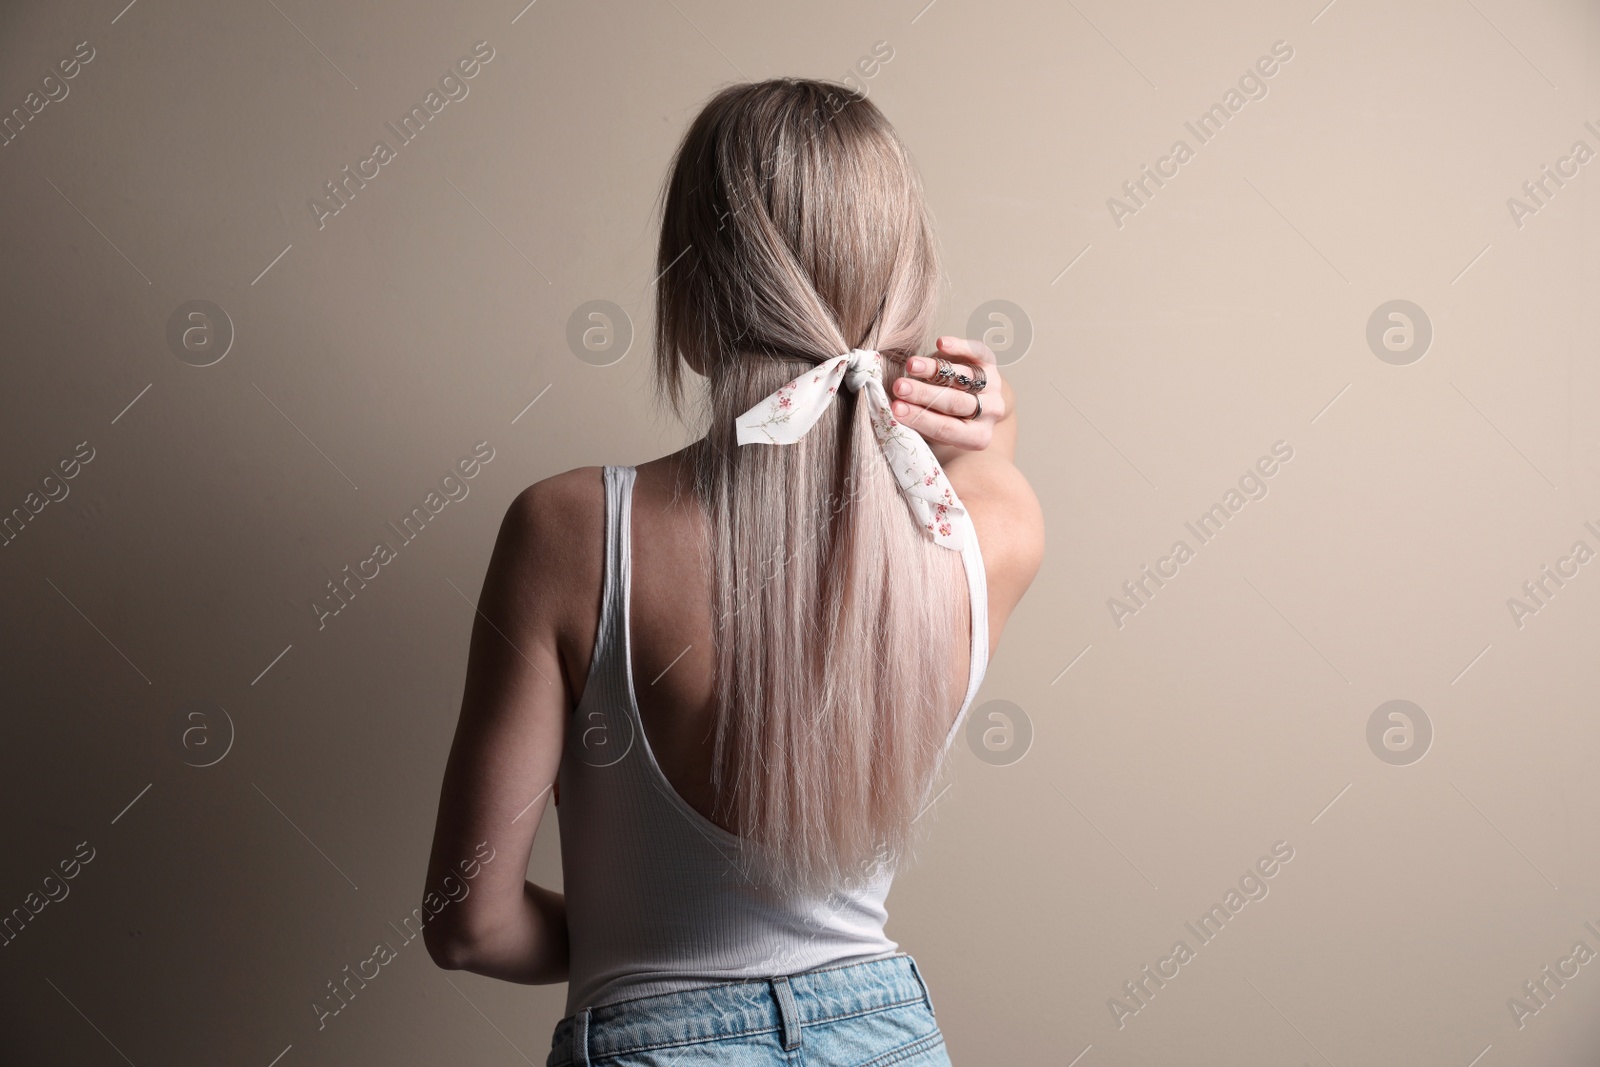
[892,374,980,418]
[930,334,1000,370]
[901,340,994,384]
[888,335,1004,450]
[891,398,992,450]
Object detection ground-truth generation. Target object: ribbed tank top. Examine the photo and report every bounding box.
[555,464,990,1013]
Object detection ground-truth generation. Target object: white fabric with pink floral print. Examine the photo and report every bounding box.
[734,348,967,550]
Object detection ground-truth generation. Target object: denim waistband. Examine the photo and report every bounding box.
[548,953,936,1067]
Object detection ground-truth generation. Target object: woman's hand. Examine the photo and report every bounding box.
[889,336,1010,466]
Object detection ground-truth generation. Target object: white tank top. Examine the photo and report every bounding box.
[554,464,990,1013]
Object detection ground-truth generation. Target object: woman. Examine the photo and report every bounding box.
[422,78,1043,1065]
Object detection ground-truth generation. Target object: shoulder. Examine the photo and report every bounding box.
[961,462,1044,616]
[486,466,608,618]
[502,466,607,545]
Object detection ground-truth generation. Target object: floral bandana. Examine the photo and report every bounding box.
[734,348,966,550]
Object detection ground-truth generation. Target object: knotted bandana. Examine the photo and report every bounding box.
[734,348,966,550]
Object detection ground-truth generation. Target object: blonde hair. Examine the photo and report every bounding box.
[651,78,970,894]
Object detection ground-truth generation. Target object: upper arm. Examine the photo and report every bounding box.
[963,463,1044,658]
[936,376,1041,651]
[421,468,598,950]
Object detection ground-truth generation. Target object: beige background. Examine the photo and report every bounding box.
[2,0,1599,1063]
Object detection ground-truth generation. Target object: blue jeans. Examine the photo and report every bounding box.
[545,954,952,1066]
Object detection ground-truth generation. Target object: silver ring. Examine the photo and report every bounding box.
[961,393,983,422]
[935,358,985,395]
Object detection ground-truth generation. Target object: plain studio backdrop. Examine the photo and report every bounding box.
[2,0,1599,1063]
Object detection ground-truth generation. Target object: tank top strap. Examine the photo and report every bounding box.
[941,507,991,753]
[568,466,642,764]
[596,465,638,661]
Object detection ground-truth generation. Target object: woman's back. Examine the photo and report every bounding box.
[556,450,988,831]
[550,458,991,1013]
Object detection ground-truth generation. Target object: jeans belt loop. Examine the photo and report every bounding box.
[574,1007,593,1067]
[769,975,803,1051]
[906,956,937,1017]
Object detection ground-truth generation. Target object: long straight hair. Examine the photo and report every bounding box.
[652,78,971,894]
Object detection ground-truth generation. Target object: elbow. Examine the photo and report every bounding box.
[422,920,475,971]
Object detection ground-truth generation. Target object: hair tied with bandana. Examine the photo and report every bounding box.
[733,348,966,550]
